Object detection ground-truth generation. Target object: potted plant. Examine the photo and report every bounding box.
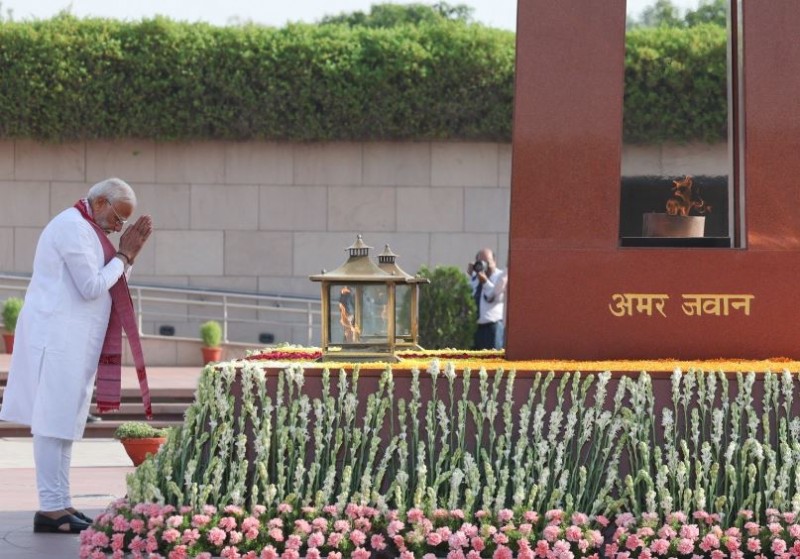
[113,421,169,467]
[1,297,23,354]
[200,320,223,364]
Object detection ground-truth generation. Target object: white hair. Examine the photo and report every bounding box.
[87,177,136,206]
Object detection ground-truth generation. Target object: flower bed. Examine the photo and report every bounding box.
[81,501,606,559]
[81,352,800,558]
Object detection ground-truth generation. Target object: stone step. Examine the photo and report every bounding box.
[0,384,197,404]
[0,419,185,438]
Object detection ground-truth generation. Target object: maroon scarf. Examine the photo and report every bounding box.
[74,200,152,419]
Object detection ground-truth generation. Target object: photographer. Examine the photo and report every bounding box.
[466,248,507,350]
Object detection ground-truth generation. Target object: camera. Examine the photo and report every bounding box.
[473,259,488,274]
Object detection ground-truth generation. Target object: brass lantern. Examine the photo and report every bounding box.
[376,244,429,350]
[310,235,408,362]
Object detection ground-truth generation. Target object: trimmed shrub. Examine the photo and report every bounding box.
[113,421,169,439]
[1,297,22,333]
[0,16,728,144]
[199,320,222,348]
[0,15,514,142]
[623,23,728,144]
[417,265,476,349]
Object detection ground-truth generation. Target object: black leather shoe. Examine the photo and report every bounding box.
[69,510,94,523]
[86,414,102,423]
[33,512,90,534]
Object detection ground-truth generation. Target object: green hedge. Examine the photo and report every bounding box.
[0,16,727,143]
[623,23,728,143]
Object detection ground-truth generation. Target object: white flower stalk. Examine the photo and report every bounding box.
[427,358,440,380]
[444,360,456,382]
[448,467,464,510]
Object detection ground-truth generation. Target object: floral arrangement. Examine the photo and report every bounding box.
[607,508,800,558]
[81,354,800,558]
[80,499,607,559]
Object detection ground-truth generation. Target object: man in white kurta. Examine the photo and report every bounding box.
[0,177,152,533]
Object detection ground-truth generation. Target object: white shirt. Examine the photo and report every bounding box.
[470,267,506,324]
[0,206,126,440]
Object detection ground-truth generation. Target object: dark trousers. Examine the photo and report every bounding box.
[474,321,504,350]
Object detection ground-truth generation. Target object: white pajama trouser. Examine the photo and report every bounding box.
[33,434,74,512]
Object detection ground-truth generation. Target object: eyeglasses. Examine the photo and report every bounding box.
[108,201,128,226]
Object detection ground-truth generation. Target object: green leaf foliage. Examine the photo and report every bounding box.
[417,265,476,350]
[0,14,514,142]
[113,421,169,439]
[1,297,22,333]
[320,1,474,28]
[0,14,727,144]
[199,320,222,348]
[623,23,727,144]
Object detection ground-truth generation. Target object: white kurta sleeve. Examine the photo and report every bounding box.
[57,224,125,301]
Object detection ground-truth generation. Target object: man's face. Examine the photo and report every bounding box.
[96,197,134,234]
[477,250,494,269]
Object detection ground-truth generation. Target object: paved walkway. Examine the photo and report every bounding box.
[0,353,204,558]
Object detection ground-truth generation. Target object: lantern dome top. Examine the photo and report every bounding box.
[310,235,404,283]
[377,244,429,284]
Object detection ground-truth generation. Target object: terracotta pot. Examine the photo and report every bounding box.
[2,332,13,354]
[119,437,167,467]
[202,346,222,365]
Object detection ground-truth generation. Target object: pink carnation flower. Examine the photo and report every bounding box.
[543,525,560,542]
[130,518,146,534]
[208,527,227,546]
[327,531,343,548]
[219,517,238,532]
[112,515,130,532]
[744,522,761,536]
[192,515,212,528]
[168,546,188,559]
[181,528,200,546]
[91,532,110,548]
[308,532,325,548]
[772,538,788,554]
[350,529,366,546]
[498,509,514,522]
[387,520,405,536]
[427,532,443,546]
[649,538,670,554]
[566,525,582,541]
[676,537,695,555]
[161,528,181,544]
[285,534,302,550]
[371,533,386,550]
[571,512,589,526]
[268,528,284,542]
